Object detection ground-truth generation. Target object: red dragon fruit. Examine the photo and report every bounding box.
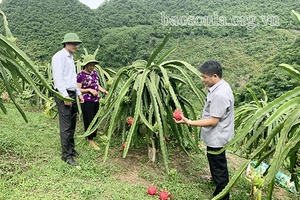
[159,190,169,200]
[147,186,157,196]
[127,117,134,125]
[173,109,183,121]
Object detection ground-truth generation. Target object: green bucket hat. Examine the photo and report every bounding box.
[61,33,82,44]
[81,54,99,67]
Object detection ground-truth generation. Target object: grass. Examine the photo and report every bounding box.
[0,102,297,200]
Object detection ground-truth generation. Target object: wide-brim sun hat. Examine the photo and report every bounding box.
[61,33,82,44]
[81,54,99,67]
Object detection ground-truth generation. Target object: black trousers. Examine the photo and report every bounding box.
[207,146,230,200]
[81,101,99,140]
[55,91,77,160]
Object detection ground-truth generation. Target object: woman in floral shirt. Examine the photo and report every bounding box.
[77,55,108,150]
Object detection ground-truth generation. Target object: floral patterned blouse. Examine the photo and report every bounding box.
[77,70,100,102]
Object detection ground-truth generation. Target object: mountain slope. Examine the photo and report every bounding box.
[0,0,299,96]
[0,0,299,61]
[0,0,101,60]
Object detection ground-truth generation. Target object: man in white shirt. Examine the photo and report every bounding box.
[51,33,84,166]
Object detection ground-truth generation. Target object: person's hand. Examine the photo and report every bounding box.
[174,114,189,124]
[63,96,73,106]
[78,95,84,103]
[89,89,98,96]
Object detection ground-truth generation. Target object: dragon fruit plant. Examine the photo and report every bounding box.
[83,33,206,172]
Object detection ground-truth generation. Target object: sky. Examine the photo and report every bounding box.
[0,0,106,9]
[78,0,106,9]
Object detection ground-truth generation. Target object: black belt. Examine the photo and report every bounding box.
[67,90,76,94]
[55,88,76,94]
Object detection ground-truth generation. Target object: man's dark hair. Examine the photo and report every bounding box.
[198,60,222,78]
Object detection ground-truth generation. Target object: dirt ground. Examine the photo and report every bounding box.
[104,146,295,200]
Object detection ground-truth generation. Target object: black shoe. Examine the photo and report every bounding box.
[62,157,77,166]
[72,151,79,157]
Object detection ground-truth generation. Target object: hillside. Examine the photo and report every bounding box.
[95,0,299,29]
[0,0,299,98]
[0,0,101,61]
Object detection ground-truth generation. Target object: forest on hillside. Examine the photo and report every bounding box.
[0,2,300,198]
[0,0,299,103]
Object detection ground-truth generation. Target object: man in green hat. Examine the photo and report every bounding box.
[51,33,84,167]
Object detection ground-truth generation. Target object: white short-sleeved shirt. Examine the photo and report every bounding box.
[51,48,81,97]
[200,79,234,147]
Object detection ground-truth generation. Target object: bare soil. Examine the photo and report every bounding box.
[103,145,295,200]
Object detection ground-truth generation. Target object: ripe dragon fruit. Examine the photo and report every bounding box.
[173,109,183,121]
[159,190,169,200]
[147,186,157,196]
[127,117,134,125]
